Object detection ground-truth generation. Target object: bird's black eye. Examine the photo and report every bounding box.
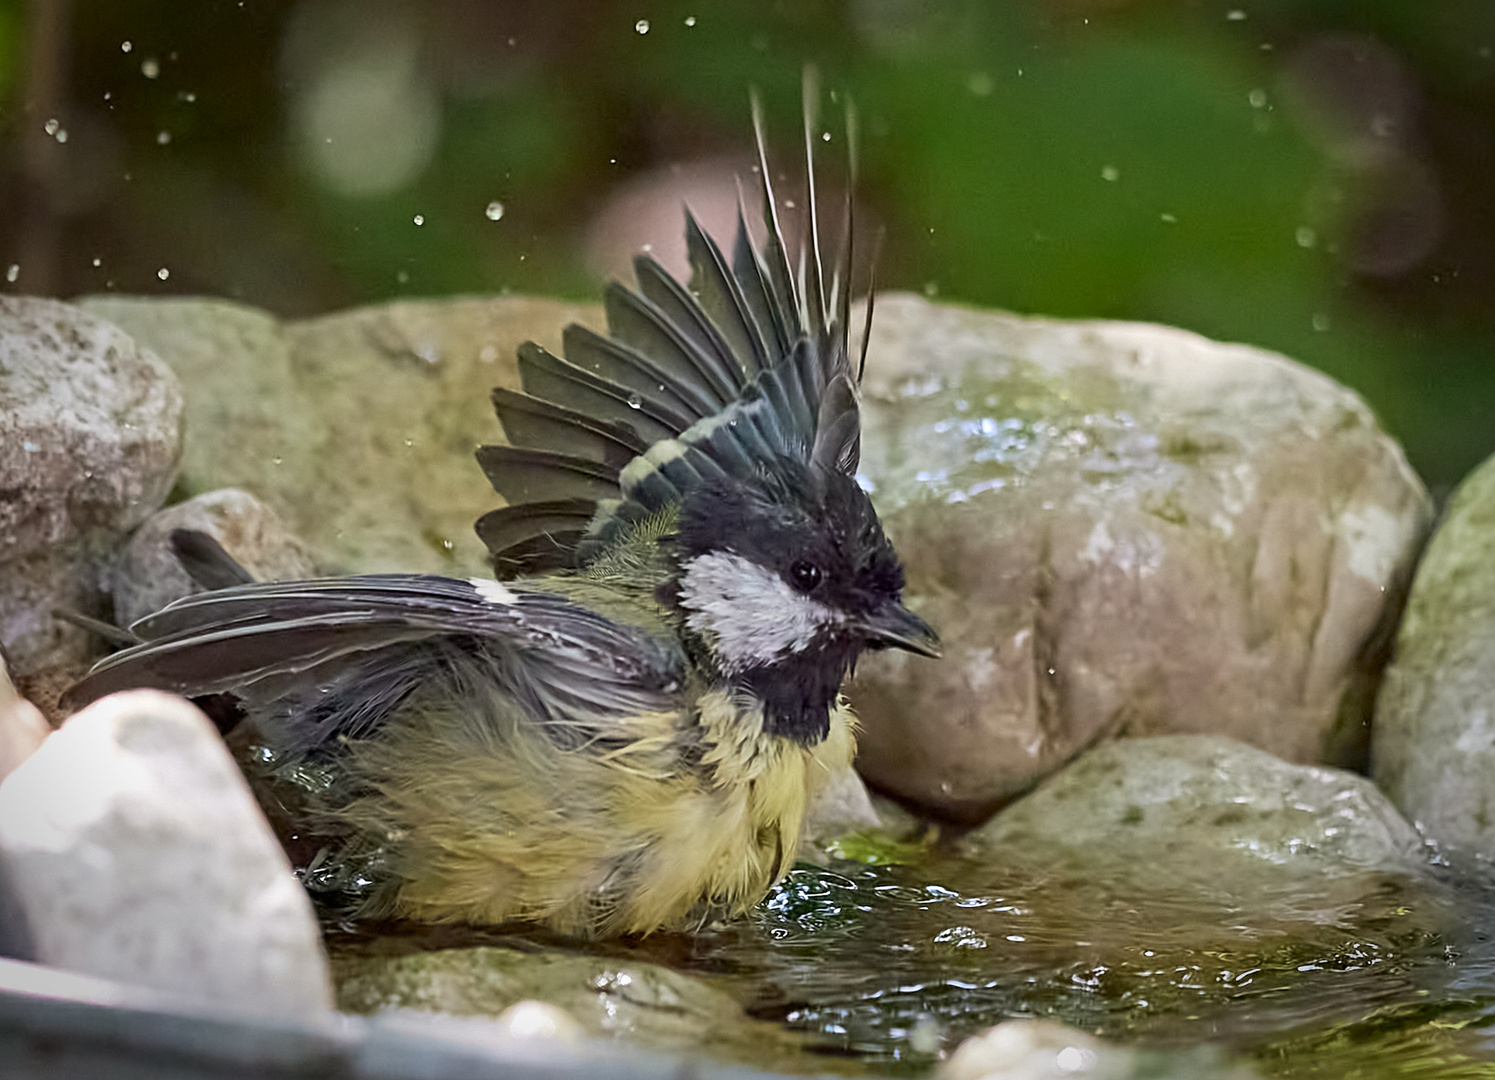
[789,560,822,593]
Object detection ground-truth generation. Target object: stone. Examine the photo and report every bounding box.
[81,295,603,577]
[1374,451,1495,860]
[940,1020,1128,1080]
[0,297,183,684]
[940,1019,1253,1080]
[963,735,1429,887]
[0,653,49,783]
[0,690,332,1016]
[851,294,1432,821]
[801,763,881,845]
[112,488,317,626]
[333,945,809,1065]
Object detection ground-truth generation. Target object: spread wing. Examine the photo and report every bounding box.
[477,74,872,577]
[61,575,684,753]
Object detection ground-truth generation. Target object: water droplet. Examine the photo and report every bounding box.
[485,201,504,221]
[396,270,409,283]
[923,281,939,297]
[1160,212,1178,224]
[821,131,831,142]
[1295,226,1317,248]
[784,199,796,209]
[272,456,283,466]
[635,19,650,34]
[141,58,160,79]
[1312,313,1330,332]
[91,257,101,267]
[5,265,18,283]
[156,130,171,145]
[21,441,38,453]
[120,40,133,53]
[55,129,68,143]
[479,345,498,363]
[684,15,696,27]
[966,72,994,97]
[179,90,197,103]
[626,392,643,409]
[157,267,169,280]
[413,214,424,226]
[43,118,59,135]
[1101,164,1119,182]
[1226,8,1246,19]
[1248,87,1267,109]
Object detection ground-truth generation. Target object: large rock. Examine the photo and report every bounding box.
[0,297,183,689]
[1374,452,1495,860]
[112,488,317,626]
[852,295,1431,821]
[0,690,333,1016]
[81,295,603,577]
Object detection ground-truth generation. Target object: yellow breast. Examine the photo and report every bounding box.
[336,687,857,938]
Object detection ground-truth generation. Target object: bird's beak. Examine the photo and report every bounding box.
[859,602,942,659]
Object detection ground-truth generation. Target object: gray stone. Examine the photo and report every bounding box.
[113,488,317,626]
[81,295,604,577]
[964,735,1428,886]
[334,945,808,1065]
[851,295,1431,820]
[0,297,183,681]
[1374,451,1495,860]
[0,690,333,1016]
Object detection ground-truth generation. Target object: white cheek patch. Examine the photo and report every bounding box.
[677,551,838,674]
[470,577,517,605]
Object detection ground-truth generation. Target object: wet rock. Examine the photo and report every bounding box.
[0,690,332,1016]
[852,295,1431,820]
[1374,452,1495,861]
[964,735,1428,887]
[81,295,603,576]
[334,945,807,1064]
[113,488,318,626]
[0,297,183,687]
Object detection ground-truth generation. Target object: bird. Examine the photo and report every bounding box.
[61,79,940,940]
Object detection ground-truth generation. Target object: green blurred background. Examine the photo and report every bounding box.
[1,0,1492,497]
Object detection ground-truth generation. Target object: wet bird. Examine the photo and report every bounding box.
[62,83,939,939]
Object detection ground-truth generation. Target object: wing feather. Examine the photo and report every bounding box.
[478,73,868,577]
[62,576,684,750]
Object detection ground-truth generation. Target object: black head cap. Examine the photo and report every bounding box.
[668,457,938,743]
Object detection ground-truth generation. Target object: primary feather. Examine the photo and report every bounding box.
[63,76,935,938]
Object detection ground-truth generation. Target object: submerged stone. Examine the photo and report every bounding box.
[333,944,810,1066]
[851,295,1431,820]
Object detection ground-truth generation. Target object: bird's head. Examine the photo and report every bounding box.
[663,457,939,744]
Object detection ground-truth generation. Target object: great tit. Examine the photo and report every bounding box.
[62,83,940,939]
